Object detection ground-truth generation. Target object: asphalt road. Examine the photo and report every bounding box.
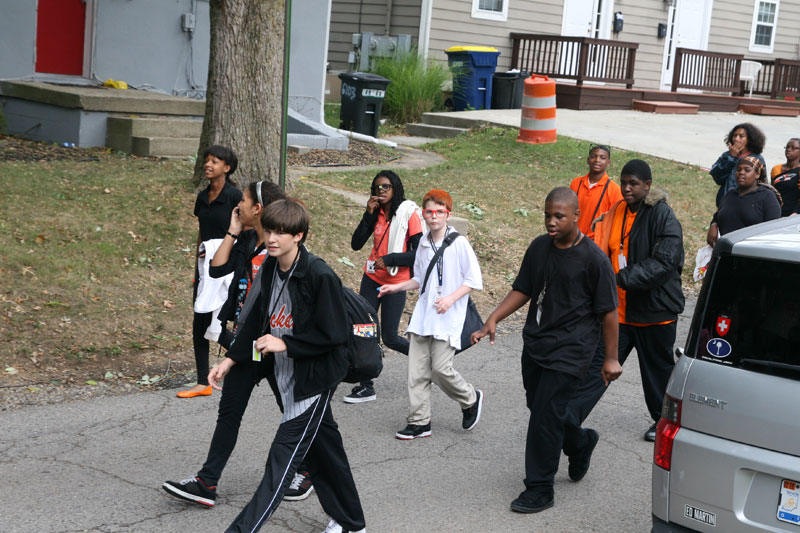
[1,300,695,533]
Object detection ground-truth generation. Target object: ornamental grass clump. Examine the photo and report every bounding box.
[369,50,450,124]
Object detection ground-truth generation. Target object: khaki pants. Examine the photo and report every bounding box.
[407,332,477,425]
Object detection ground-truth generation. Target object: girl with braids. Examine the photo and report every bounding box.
[345,170,424,403]
[770,138,800,216]
[710,123,766,207]
[179,145,242,398]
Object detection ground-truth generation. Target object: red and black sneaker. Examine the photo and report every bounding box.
[162,476,216,508]
[284,470,314,501]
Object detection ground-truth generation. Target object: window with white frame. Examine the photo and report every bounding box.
[472,0,508,22]
[749,0,779,53]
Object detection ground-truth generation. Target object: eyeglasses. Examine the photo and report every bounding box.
[371,184,392,193]
[422,208,450,218]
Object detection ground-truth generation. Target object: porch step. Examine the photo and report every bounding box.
[632,100,698,114]
[131,136,199,157]
[738,103,800,117]
[406,123,468,138]
[106,115,202,155]
[418,112,486,129]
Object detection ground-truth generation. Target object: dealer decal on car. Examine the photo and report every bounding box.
[685,504,716,527]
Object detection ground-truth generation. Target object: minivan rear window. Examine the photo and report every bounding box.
[686,255,800,380]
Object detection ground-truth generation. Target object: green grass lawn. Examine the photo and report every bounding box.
[1,127,716,385]
[311,126,715,298]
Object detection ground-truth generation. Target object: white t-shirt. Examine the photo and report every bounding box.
[406,227,483,350]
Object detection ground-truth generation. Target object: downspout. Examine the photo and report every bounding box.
[418,0,433,59]
[385,0,393,35]
[280,0,292,190]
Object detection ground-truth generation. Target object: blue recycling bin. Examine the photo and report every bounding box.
[445,46,501,111]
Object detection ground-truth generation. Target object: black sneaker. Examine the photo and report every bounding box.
[395,423,432,440]
[343,384,376,404]
[162,476,216,508]
[284,470,314,501]
[644,422,658,442]
[462,389,484,430]
[568,428,599,482]
[510,490,554,513]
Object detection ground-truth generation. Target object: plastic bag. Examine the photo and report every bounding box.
[103,78,128,90]
[693,245,713,281]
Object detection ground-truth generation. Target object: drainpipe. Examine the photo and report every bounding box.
[385,0,393,35]
[418,0,433,59]
[280,0,292,190]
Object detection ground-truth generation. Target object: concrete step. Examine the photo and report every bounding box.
[106,116,202,153]
[406,123,468,138]
[738,103,800,117]
[419,112,486,129]
[131,136,199,157]
[632,100,698,114]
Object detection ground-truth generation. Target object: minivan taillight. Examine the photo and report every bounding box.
[654,395,681,471]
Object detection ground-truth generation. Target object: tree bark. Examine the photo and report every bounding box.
[194,0,286,189]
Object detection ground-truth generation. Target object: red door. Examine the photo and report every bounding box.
[35,0,86,75]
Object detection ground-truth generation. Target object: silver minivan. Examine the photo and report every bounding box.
[652,216,800,532]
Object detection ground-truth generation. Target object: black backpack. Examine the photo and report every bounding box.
[341,286,384,383]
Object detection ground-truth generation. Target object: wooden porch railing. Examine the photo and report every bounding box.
[510,33,638,88]
[770,58,800,99]
[671,48,743,94]
[731,58,800,98]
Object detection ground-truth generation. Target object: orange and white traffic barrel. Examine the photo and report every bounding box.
[517,74,556,145]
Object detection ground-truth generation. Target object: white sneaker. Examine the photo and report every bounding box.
[322,518,366,533]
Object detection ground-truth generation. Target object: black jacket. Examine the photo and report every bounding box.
[351,209,421,268]
[209,229,262,326]
[596,189,685,323]
[227,245,349,401]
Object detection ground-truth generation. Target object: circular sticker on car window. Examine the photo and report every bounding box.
[706,338,732,358]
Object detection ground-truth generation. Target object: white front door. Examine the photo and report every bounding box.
[562,0,596,38]
[660,0,714,90]
[561,0,613,79]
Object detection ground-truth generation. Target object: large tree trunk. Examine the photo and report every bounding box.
[194,0,286,188]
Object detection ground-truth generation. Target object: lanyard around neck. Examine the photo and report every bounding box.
[620,206,633,251]
[428,228,450,292]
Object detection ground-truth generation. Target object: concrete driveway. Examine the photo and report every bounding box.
[438,108,800,170]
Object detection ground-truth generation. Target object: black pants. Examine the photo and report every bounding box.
[197,360,260,487]
[564,321,677,443]
[192,310,212,386]
[521,353,580,495]
[226,390,365,533]
[359,273,409,387]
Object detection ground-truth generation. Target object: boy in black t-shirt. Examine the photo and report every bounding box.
[471,187,621,514]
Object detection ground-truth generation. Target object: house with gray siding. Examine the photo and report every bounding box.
[329,0,799,93]
[1,0,345,151]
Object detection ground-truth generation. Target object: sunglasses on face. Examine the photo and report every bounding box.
[371,183,392,193]
[422,208,450,218]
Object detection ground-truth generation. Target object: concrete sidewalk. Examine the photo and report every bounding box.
[429,108,800,170]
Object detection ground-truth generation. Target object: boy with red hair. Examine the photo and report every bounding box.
[380,189,484,440]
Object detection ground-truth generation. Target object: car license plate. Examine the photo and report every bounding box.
[778,479,800,525]
[362,88,385,98]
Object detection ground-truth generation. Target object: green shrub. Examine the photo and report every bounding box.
[369,49,450,124]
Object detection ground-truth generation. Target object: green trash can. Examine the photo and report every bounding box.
[338,72,391,138]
